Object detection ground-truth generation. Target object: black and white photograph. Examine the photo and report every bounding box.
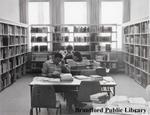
[0,0,150,115]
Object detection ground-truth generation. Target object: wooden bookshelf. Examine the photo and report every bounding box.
[0,19,28,91]
[30,25,51,72]
[123,18,150,88]
[30,24,118,72]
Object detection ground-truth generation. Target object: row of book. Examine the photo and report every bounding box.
[0,24,26,35]
[0,36,26,46]
[53,36,111,42]
[0,46,27,59]
[31,27,48,33]
[125,35,149,45]
[141,59,148,71]
[141,47,148,58]
[124,21,150,34]
[0,55,27,74]
[9,36,26,45]
[126,45,148,58]
[54,26,113,33]
[126,56,148,71]
[0,66,25,91]
[32,54,47,61]
[31,36,47,42]
[31,45,48,52]
[141,21,149,33]
[95,44,111,52]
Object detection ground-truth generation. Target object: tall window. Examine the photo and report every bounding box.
[64,2,87,24]
[63,2,88,46]
[28,2,50,24]
[101,1,123,50]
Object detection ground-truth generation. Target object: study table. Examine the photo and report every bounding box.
[30,76,117,96]
[29,76,117,114]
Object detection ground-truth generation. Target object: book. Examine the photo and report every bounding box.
[60,73,73,81]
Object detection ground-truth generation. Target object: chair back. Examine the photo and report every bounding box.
[96,67,107,76]
[77,80,101,102]
[31,85,56,108]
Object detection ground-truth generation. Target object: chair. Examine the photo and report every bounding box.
[96,67,107,76]
[77,80,108,106]
[30,85,61,115]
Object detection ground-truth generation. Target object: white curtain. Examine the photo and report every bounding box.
[20,0,28,24]
[51,0,64,24]
[123,0,130,23]
[87,0,100,24]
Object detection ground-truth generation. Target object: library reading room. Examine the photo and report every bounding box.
[0,0,150,115]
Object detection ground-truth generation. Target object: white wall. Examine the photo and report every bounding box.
[130,0,149,21]
[0,0,20,23]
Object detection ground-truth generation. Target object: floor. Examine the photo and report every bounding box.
[0,73,149,115]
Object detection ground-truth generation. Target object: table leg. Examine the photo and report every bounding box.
[30,86,33,115]
[113,86,115,96]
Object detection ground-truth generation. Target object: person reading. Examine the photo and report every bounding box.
[41,52,70,78]
[64,45,74,63]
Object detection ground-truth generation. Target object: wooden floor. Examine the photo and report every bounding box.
[0,73,149,115]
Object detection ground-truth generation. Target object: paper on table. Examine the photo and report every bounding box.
[34,77,60,82]
[74,75,90,80]
[128,97,147,105]
[107,95,128,105]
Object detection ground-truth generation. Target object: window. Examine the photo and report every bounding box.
[63,2,88,46]
[28,2,50,24]
[101,1,123,50]
[64,2,87,24]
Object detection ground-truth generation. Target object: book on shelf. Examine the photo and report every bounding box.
[0,23,3,34]
[105,44,111,52]
[1,61,7,73]
[97,36,111,42]
[3,36,8,46]
[31,27,48,33]
[32,46,39,52]
[40,45,48,52]
[74,26,89,32]
[0,64,2,74]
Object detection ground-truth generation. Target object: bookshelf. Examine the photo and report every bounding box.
[30,24,118,72]
[30,25,51,72]
[123,18,150,88]
[0,19,28,91]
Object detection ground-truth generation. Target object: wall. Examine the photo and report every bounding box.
[0,0,20,23]
[130,0,149,21]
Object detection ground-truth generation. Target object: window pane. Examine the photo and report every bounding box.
[101,2,123,24]
[101,2,123,50]
[64,2,87,24]
[28,2,50,24]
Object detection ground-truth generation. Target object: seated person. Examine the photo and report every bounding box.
[41,52,70,78]
[64,45,74,63]
[67,51,83,75]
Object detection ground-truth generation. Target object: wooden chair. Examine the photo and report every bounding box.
[77,80,108,102]
[96,67,107,76]
[30,85,61,115]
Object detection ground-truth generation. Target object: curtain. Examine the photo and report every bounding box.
[123,0,130,23]
[87,0,100,24]
[19,0,28,24]
[51,0,64,24]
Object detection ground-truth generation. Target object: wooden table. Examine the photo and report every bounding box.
[29,76,117,114]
